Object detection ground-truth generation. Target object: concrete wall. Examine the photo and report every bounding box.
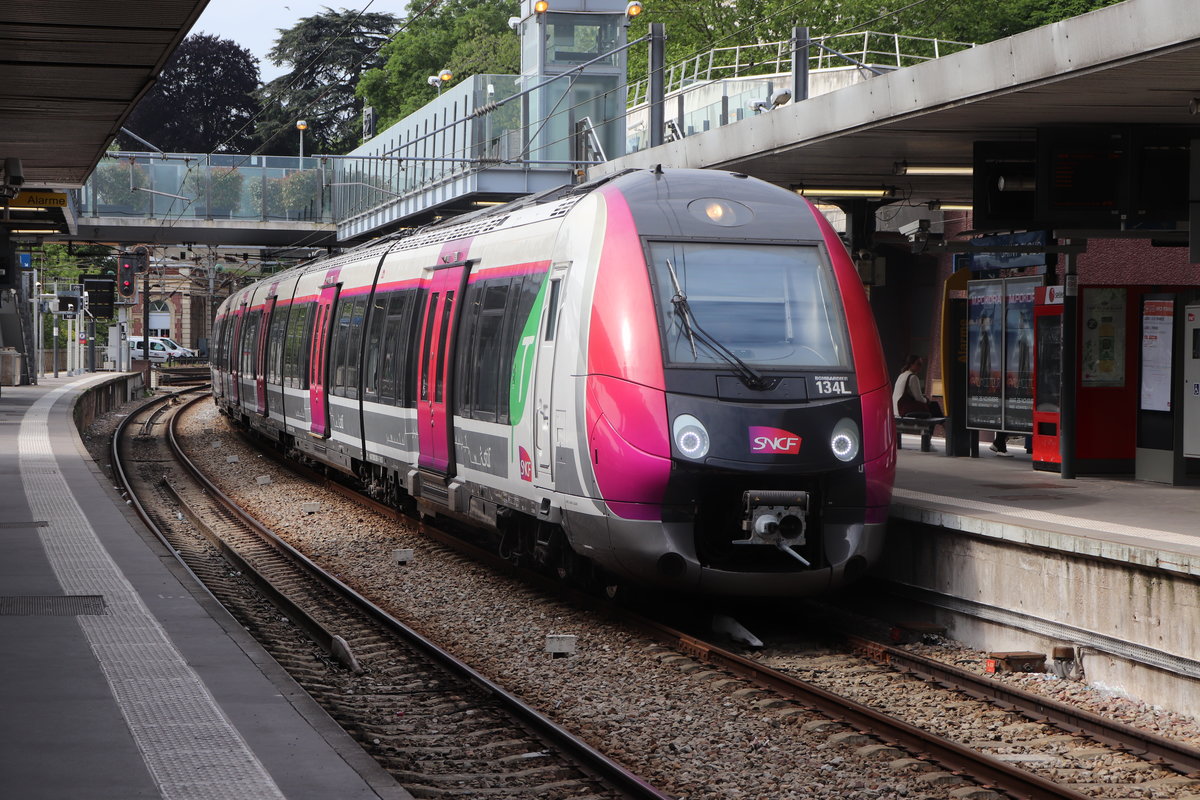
[880,519,1200,714]
[71,372,144,432]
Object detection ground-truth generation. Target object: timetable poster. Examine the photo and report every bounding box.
[1002,278,1040,433]
[1081,288,1126,387]
[1141,298,1174,412]
[967,279,1004,429]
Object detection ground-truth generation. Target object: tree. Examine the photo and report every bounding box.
[119,35,261,153]
[625,0,1125,82]
[358,0,520,131]
[255,8,402,155]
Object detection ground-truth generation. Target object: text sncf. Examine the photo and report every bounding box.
[749,426,802,454]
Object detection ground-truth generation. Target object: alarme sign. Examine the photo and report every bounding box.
[749,426,802,454]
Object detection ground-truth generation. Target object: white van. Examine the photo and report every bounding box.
[129,336,188,362]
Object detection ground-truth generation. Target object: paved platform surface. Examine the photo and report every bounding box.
[892,433,1200,574]
[0,374,408,800]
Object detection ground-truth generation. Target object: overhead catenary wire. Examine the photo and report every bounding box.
[142,0,956,261]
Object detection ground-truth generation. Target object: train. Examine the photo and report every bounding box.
[211,167,896,597]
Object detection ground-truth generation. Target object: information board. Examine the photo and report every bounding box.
[1140,298,1174,412]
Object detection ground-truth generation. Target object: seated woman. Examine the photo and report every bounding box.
[892,354,931,418]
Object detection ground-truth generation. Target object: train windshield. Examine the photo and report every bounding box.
[648,242,850,370]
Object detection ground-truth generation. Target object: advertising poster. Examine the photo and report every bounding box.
[1003,278,1040,433]
[1141,298,1174,412]
[967,279,1004,429]
[1081,288,1126,387]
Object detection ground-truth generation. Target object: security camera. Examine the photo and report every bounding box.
[749,99,769,113]
[508,16,521,30]
[898,219,930,239]
[427,75,441,87]
[4,157,24,187]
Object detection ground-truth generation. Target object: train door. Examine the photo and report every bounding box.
[309,281,340,436]
[255,293,277,415]
[230,302,247,406]
[416,264,468,474]
[533,264,569,482]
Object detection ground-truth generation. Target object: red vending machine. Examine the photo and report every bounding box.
[1032,286,1064,470]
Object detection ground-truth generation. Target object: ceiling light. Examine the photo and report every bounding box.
[894,161,973,176]
[3,206,47,213]
[795,186,895,199]
[9,228,57,234]
[928,201,973,211]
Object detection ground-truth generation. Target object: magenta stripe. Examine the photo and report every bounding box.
[467,260,550,283]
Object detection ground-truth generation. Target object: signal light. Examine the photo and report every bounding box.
[117,254,137,297]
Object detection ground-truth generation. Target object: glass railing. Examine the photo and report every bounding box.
[333,74,534,223]
[77,153,334,222]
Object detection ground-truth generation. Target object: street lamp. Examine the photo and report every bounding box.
[427,69,454,95]
[296,120,308,159]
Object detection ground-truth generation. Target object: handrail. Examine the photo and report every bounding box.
[627,30,973,106]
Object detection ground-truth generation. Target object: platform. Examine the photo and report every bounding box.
[884,432,1200,714]
[891,432,1200,570]
[0,374,408,800]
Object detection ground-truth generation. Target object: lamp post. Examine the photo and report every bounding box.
[427,69,454,95]
[296,120,308,159]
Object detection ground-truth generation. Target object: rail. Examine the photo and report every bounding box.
[627,31,974,107]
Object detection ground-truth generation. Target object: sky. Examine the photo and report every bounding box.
[189,0,398,82]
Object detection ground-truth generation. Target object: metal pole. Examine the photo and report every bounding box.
[649,23,666,148]
[1060,245,1078,479]
[792,27,810,102]
[143,267,151,385]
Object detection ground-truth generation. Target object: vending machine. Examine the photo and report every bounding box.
[1032,286,1065,471]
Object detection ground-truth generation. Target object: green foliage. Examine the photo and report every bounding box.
[626,0,1125,83]
[184,167,246,214]
[90,159,151,213]
[256,8,401,155]
[358,0,520,130]
[246,170,323,219]
[119,34,260,153]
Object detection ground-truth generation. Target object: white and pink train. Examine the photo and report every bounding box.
[212,168,896,596]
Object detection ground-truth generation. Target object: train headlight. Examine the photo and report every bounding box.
[830,418,860,462]
[672,414,710,460]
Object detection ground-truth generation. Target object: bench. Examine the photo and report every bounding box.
[895,416,947,452]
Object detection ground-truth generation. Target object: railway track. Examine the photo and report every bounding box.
[123,391,1200,800]
[112,388,671,800]
[217,409,1200,800]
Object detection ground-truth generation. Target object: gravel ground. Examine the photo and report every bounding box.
[84,393,1200,800]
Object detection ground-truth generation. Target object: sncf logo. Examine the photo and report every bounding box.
[749,426,802,454]
[519,446,533,481]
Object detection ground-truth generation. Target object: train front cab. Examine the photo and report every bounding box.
[578,172,895,596]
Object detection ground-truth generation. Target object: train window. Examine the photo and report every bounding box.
[434,290,456,403]
[648,242,850,370]
[283,303,311,389]
[454,272,546,424]
[266,305,289,384]
[240,310,262,378]
[344,297,366,398]
[420,293,439,401]
[330,296,365,399]
[363,293,388,402]
[214,317,227,370]
[544,278,561,341]
[457,279,513,421]
[378,291,418,406]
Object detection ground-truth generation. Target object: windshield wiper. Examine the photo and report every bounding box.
[665,258,775,391]
[665,258,698,359]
